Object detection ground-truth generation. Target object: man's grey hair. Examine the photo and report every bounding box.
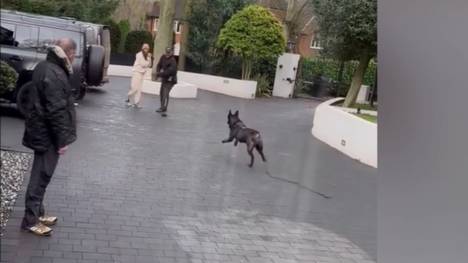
[55,38,77,53]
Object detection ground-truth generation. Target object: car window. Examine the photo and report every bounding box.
[85,27,96,45]
[15,25,39,49]
[38,27,83,56]
[0,23,39,48]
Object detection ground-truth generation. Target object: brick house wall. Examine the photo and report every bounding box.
[145,0,185,56]
[297,33,321,58]
[266,8,321,58]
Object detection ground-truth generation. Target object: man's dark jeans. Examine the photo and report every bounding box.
[160,81,175,111]
[21,146,59,228]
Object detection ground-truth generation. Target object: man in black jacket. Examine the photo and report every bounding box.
[155,47,177,116]
[20,38,77,236]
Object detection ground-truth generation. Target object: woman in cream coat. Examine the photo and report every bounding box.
[126,43,152,108]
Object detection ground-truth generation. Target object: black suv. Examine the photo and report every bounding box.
[0,9,111,103]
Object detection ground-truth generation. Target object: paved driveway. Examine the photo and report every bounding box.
[1,77,376,263]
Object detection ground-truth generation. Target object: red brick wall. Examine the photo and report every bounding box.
[174,29,181,43]
[297,34,321,58]
[145,18,182,44]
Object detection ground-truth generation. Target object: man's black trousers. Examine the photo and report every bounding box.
[21,146,59,228]
[160,81,175,111]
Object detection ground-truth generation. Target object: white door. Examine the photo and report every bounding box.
[272,53,301,98]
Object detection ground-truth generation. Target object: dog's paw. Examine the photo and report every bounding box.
[248,164,253,168]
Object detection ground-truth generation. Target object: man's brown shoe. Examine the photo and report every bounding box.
[39,215,58,226]
[23,222,52,236]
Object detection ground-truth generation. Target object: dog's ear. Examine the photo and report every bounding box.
[234,110,239,116]
[228,109,232,116]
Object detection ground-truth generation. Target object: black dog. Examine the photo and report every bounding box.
[222,110,266,167]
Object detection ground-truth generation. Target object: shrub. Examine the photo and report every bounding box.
[187,0,253,75]
[217,5,286,79]
[252,57,276,88]
[213,55,243,79]
[254,74,271,97]
[118,20,131,53]
[0,61,18,96]
[124,31,154,54]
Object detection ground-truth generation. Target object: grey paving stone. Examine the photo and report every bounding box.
[49,244,74,252]
[81,252,112,261]
[29,257,53,263]
[52,259,78,263]
[43,250,63,258]
[62,252,82,260]
[0,76,376,262]
[72,245,96,253]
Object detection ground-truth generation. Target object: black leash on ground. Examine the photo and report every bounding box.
[263,163,332,199]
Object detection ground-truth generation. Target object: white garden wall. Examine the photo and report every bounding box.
[108,65,197,98]
[108,64,135,78]
[311,98,378,168]
[108,65,257,99]
[177,71,257,99]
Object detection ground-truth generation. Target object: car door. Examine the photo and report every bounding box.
[0,22,39,72]
[0,22,39,100]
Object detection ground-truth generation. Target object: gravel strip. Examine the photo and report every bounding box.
[0,150,32,235]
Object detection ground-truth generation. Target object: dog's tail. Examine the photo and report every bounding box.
[254,134,267,162]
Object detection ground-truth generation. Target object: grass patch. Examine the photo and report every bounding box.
[332,101,378,111]
[353,113,377,123]
[353,103,378,111]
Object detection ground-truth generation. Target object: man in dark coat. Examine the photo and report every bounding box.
[155,47,177,116]
[20,38,77,236]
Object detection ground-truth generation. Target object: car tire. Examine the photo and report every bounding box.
[86,45,105,86]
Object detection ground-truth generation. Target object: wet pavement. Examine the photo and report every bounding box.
[1,76,376,263]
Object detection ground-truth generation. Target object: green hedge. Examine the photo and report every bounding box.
[0,61,18,96]
[124,31,154,54]
[104,20,121,53]
[118,20,131,53]
[301,58,377,86]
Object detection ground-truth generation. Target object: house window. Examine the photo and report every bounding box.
[310,35,323,49]
[174,21,181,33]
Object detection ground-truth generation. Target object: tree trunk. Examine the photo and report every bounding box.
[336,60,345,96]
[241,59,253,80]
[337,60,345,83]
[284,0,308,53]
[152,0,176,80]
[282,0,295,52]
[285,0,296,24]
[242,59,247,79]
[178,0,192,71]
[343,54,372,107]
